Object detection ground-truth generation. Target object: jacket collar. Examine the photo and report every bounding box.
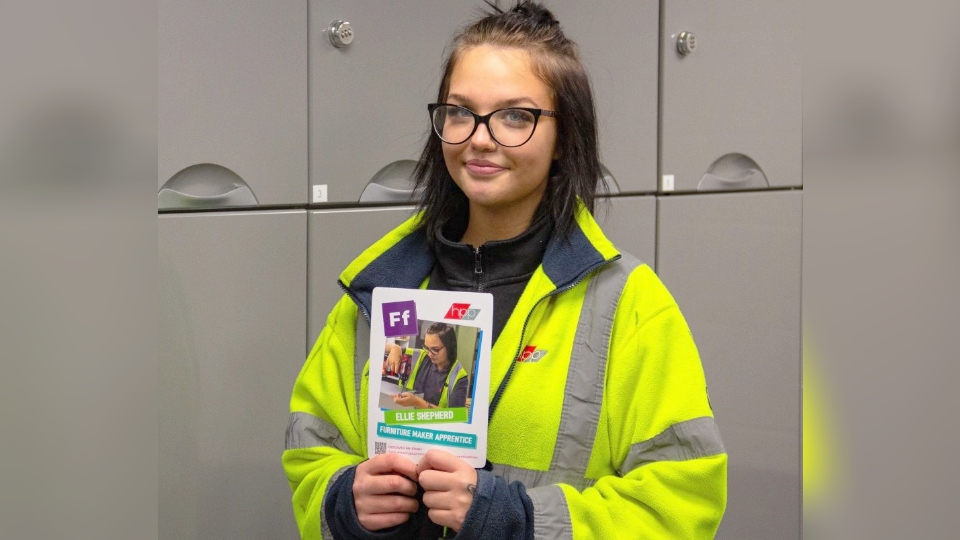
[339,202,620,321]
[432,211,553,289]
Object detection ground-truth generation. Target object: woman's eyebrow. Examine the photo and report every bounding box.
[447,93,539,108]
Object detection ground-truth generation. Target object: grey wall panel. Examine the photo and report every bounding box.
[547,0,660,194]
[159,0,307,206]
[159,211,306,540]
[660,0,801,192]
[309,2,478,204]
[308,206,417,352]
[657,191,802,539]
[594,195,657,268]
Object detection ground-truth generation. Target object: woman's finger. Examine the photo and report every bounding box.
[360,472,418,498]
[358,511,414,532]
[356,492,420,515]
[358,453,418,480]
[417,449,461,474]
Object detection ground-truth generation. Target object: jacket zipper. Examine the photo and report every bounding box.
[338,279,371,324]
[474,246,484,291]
[487,255,620,420]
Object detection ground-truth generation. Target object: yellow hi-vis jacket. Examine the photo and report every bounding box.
[284,204,727,538]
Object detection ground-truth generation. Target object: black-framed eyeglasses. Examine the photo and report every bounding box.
[425,345,445,355]
[428,103,558,148]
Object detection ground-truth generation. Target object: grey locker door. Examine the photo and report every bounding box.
[309,2,480,204]
[593,195,657,268]
[159,0,307,208]
[308,206,417,352]
[660,0,801,192]
[546,0,660,194]
[657,191,802,539]
[159,211,305,540]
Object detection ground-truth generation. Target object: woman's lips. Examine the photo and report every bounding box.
[465,159,505,176]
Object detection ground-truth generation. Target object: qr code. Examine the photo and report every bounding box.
[374,442,387,455]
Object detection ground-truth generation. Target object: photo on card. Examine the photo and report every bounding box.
[377,319,482,425]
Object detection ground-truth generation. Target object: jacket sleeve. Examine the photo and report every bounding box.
[454,469,534,540]
[557,266,727,539]
[282,296,371,539]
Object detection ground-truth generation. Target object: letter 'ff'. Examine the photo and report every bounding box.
[389,310,410,327]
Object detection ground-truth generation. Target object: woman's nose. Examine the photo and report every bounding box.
[469,120,497,150]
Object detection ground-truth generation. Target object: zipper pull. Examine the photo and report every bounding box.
[474,247,483,275]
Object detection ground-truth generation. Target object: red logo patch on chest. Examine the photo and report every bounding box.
[516,345,548,363]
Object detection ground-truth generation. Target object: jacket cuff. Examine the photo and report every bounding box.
[454,469,534,540]
[323,465,425,540]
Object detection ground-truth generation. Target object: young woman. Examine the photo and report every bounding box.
[392,322,468,410]
[284,2,727,539]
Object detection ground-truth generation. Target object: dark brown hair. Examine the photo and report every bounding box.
[424,322,458,363]
[413,0,605,244]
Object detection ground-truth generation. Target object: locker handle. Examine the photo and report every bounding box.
[158,163,259,209]
[697,153,769,191]
[601,163,621,195]
[359,160,422,203]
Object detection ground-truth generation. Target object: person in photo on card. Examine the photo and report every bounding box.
[392,322,469,410]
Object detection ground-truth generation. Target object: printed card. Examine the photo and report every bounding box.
[368,287,492,467]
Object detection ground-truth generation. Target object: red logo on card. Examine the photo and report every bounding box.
[444,303,480,320]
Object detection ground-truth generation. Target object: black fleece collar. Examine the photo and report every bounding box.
[432,213,553,290]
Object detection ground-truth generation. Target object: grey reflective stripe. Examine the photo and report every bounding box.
[447,361,462,389]
[285,411,355,454]
[551,253,641,476]
[320,466,350,540]
[491,462,596,492]
[489,257,638,539]
[527,485,573,540]
[617,416,726,476]
[354,316,370,411]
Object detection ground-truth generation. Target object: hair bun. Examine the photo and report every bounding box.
[511,1,559,28]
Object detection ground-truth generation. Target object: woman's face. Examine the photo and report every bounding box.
[441,45,558,217]
[423,333,450,370]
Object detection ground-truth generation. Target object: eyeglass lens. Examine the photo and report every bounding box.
[431,105,539,147]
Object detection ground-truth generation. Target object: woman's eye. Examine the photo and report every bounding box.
[500,109,534,125]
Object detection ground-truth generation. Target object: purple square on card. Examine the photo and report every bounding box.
[381,300,418,337]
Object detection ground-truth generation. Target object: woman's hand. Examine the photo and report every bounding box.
[392,392,429,409]
[417,449,478,533]
[384,343,402,374]
[353,454,420,531]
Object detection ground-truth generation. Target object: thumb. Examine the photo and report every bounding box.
[417,448,460,474]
